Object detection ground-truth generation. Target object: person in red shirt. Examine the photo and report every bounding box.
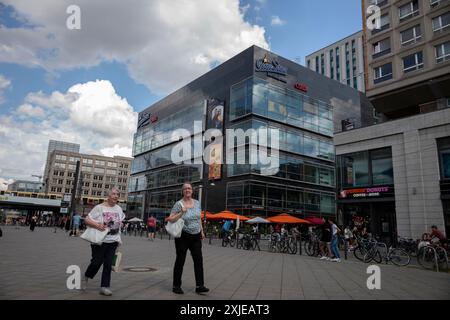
[430,225,447,248]
[147,215,157,241]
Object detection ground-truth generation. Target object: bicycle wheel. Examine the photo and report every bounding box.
[389,248,410,266]
[288,239,297,254]
[304,240,315,256]
[229,236,236,247]
[222,238,228,247]
[353,245,368,261]
[363,248,376,263]
[417,246,437,269]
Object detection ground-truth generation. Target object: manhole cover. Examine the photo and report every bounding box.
[123,267,157,272]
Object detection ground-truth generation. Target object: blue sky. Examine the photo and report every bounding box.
[0,0,362,185]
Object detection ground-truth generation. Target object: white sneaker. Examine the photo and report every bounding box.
[319,256,328,260]
[99,287,112,296]
[326,257,331,261]
[81,276,88,291]
[331,258,341,262]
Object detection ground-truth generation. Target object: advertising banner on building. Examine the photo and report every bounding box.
[206,99,224,180]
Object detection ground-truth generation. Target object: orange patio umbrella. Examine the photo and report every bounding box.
[201,211,215,220]
[209,210,250,221]
[267,213,311,224]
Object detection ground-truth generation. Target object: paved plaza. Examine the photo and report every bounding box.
[0,225,449,300]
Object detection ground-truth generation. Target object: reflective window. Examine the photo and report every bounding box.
[371,148,394,185]
[229,77,333,136]
[341,151,369,187]
[133,101,204,156]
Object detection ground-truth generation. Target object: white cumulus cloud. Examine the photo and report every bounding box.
[0,0,269,95]
[0,80,137,182]
[271,16,286,26]
[0,74,11,104]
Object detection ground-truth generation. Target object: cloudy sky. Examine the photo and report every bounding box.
[0,0,361,189]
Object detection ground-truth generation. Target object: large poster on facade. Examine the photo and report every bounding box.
[207,99,224,180]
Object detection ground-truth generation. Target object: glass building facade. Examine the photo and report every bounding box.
[128,46,373,222]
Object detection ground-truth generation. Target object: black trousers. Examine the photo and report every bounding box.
[173,231,204,288]
[85,242,118,287]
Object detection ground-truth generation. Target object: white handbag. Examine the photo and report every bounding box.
[165,200,185,238]
[165,218,184,238]
[80,227,109,245]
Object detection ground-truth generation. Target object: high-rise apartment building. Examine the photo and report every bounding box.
[362,0,450,119]
[43,140,80,194]
[306,31,366,92]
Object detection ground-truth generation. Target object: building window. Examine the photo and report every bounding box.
[432,13,450,33]
[370,0,388,6]
[51,187,56,192]
[341,152,369,187]
[400,25,421,46]
[372,38,391,58]
[307,60,311,69]
[399,0,419,22]
[320,54,325,74]
[95,160,105,166]
[435,41,450,63]
[373,14,390,34]
[371,148,394,185]
[57,187,62,193]
[373,63,393,84]
[438,137,450,179]
[403,51,423,73]
[315,56,319,73]
[82,158,93,164]
[430,0,441,7]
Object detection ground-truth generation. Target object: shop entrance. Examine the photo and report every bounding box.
[341,201,397,246]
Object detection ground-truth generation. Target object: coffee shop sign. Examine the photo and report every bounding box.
[340,187,390,198]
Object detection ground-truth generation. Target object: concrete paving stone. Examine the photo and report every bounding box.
[1,226,449,300]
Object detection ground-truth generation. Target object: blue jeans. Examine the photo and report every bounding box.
[331,235,340,259]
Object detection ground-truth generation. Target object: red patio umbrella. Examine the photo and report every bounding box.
[267,213,311,224]
[304,217,325,225]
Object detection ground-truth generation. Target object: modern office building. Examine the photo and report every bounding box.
[362,0,450,119]
[7,180,43,193]
[45,150,132,211]
[305,31,366,92]
[128,45,375,222]
[43,140,80,194]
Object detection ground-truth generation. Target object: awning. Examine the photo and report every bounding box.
[267,213,311,224]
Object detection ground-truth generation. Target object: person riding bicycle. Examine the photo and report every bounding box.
[430,225,448,249]
[221,219,233,239]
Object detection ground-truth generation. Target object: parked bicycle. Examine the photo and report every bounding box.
[304,231,320,256]
[352,236,377,261]
[397,237,418,257]
[417,240,449,271]
[222,230,236,247]
[363,240,410,266]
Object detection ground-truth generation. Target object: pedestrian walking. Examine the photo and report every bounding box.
[29,215,37,232]
[329,218,341,262]
[166,183,209,295]
[319,218,331,260]
[82,187,125,296]
[147,215,157,241]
